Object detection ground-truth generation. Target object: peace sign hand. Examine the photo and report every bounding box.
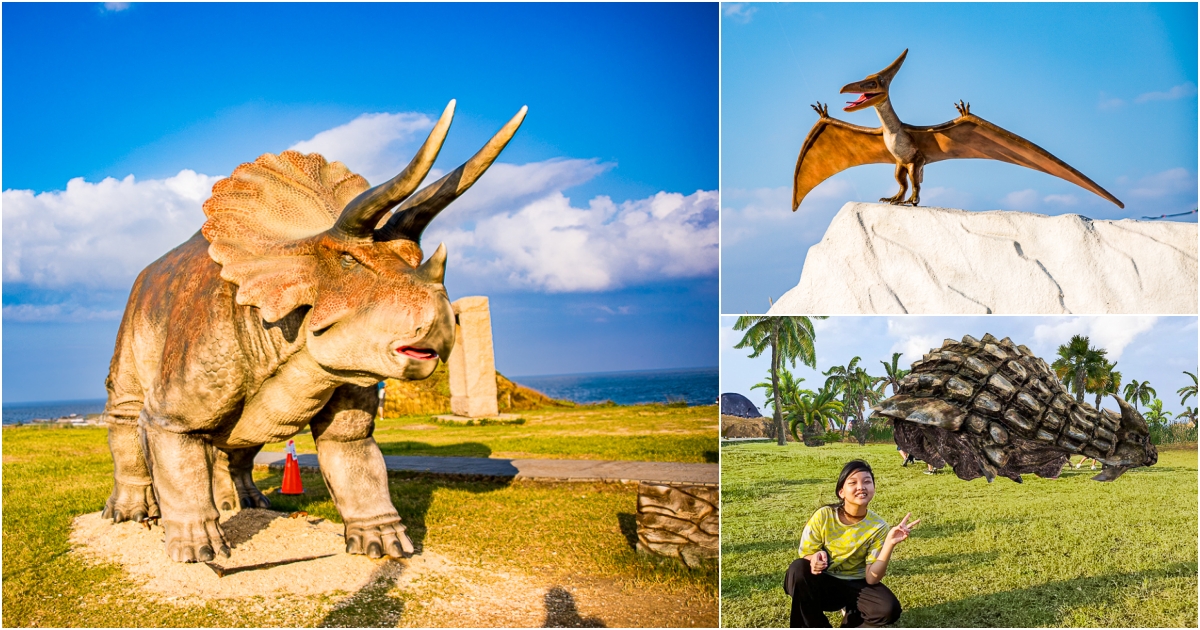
[886,512,921,547]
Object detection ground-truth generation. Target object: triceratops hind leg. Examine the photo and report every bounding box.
[102,417,160,523]
[311,384,414,559]
[213,445,270,511]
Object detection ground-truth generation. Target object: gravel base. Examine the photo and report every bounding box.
[70,508,403,601]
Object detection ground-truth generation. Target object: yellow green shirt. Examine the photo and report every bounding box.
[798,505,888,580]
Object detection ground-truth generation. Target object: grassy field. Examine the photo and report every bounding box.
[721,442,1197,628]
[264,404,719,464]
[3,424,717,627]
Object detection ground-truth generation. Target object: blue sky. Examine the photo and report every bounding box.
[2,2,718,402]
[721,315,1199,421]
[721,2,1198,313]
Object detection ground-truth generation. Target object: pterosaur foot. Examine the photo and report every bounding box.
[879,195,905,205]
[904,195,920,206]
[811,102,830,118]
[954,100,971,117]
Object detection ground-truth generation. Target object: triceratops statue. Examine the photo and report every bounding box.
[101,100,525,562]
[872,334,1157,483]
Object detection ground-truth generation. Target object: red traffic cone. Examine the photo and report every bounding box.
[281,439,304,495]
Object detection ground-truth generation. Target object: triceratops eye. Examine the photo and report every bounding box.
[339,253,358,269]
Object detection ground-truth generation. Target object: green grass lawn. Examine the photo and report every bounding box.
[264,404,718,464]
[721,442,1197,628]
[3,425,717,627]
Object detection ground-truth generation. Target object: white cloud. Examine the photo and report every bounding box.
[721,181,852,246]
[431,186,717,293]
[1128,167,1195,199]
[723,3,758,23]
[1032,316,1158,361]
[2,303,121,322]
[1000,188,1039,211]
[1097,92,1125,111]
[3,110,713,309]
[1043,193,1078,206]
[3,170,219,289]
[1134,82,1197,103]
[289,112,435,186]
[102,2,131,12]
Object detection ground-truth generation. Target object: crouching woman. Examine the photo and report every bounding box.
[784,460,919,627]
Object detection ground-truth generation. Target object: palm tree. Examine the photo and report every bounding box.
[1178,406,1196,427]
[825,357,886,445]
[734,316,821,446]
[1143,399,1172,444]
[1123,379,1156,412]
[751,366,805,417]
[822,357,861,437]
[1052,335,1109,403]
[879,352,910,396]
[788,387,844,445]
[1177,371,1197,408]
[1086,360,1121,410]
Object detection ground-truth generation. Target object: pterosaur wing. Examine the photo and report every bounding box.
[907,114,1124,208]
[793,114,892,211]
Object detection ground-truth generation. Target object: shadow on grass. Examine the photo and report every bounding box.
[617,513,638,550]
[374,439,494,458]
[318,561,406,627]
[543,586,607,627]
[703,450,718,463]
[900,561,1197,627]
[886,551,998,578]
[256,441,513,627]
[908,519,977,540]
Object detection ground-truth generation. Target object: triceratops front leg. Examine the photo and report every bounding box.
[311,384,414,559]
[140,415,230,562]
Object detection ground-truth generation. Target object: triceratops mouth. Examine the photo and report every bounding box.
[396,346,438,360]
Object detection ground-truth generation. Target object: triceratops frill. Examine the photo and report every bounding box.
[871,334,1157,483]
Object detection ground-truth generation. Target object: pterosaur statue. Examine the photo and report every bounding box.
[871,334,1156,483]
[792,50,1124,210]
[101,100,526,562]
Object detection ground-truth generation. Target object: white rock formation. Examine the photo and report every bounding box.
[770,202,1197,314]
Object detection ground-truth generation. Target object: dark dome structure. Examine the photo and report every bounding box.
[720,392,762,418]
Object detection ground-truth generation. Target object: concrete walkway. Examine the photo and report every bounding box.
[255,451,717,486]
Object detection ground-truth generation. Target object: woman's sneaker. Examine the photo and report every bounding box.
[840,607,864,627]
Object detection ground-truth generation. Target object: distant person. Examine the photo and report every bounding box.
[784,460,919,627]
[376,380,387,418]
[898,446,936,475]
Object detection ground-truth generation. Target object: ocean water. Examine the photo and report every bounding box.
[510,367,718,406]
[3,398,107,425]
[1,367,719,424]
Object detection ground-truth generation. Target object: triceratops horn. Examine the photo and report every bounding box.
[331,100,456,239]
[377,105,528,243]
[1112,394,1150,434]
[415,243,448,284]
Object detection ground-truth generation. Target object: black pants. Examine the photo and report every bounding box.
[784,558,902,628]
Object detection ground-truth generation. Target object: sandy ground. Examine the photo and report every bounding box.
[70,508,401,601]
[70,509,716,627]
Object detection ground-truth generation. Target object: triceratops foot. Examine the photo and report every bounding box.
[102,482,160,524]
[238,486,272,510]
[163,517,230,562]
[344,515,415,559]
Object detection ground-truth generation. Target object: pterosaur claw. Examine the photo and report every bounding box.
[954,100,971,117]
[811,102,829,118]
